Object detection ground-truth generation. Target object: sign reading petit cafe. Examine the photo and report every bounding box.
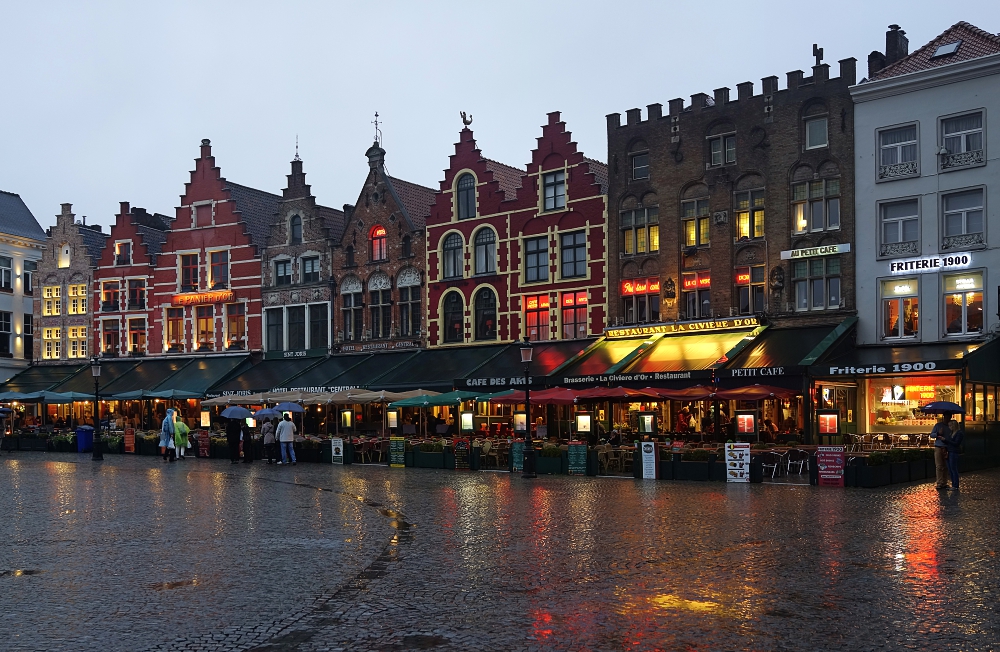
[605,317,759,339]
[171,290,235,306]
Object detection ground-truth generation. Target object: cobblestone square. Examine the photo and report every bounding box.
[2,453,998,651]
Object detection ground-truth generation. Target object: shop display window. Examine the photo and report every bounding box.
[868,375,957,430]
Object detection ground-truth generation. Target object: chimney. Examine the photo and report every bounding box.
[668,98,684,115]
[646,103,662,120]
[868,50,887,78]
[885,24,909,65]
[200,138,212,158]
[787,70,804,89]
[761,76,779,95]
[737,82,754,101]
[713,87,730,106]
[691,93,709,109]
[120,201,130,216]
[812,64,830,83]
[839,58,857,85]
[606,113,621,129]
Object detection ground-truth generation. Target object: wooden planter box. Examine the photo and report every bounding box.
[908,460,927,481]
[19,437,48,451]
[857,464,891,488]
[414,450,444,468]
[708,459,727,482]
[675,460,711,481]
[658,460,673,480]
[890,462,910,484]
[404,450,414,467]
[535,455,562,475]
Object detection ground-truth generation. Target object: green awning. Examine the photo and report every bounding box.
[206,357,322,394]
[372,345,507,392]
[164,355,254,395]
[967,338,1000,384]
[0,364,86,393]
[49,360,140,394]
[98,358,192,396]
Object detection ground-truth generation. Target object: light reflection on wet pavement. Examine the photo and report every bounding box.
[1,453,998,651]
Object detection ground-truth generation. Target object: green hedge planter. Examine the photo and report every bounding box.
[857,464,891,488]
[404,450,414,467]
[413,450,444,469]
[908,460,927,481]
[675,461,710,481]
[535,455,562,475]
[889,462,910,484]
[19,437,48,452]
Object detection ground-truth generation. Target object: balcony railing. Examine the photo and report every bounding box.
[879,241,919,257]
[127,300,146,311]
[941,149,984,170]
[942,232,985,250]
[101,300,119,312]
[878,160,918,180]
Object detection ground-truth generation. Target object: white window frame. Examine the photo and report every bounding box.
[542,170,566,212]
[877,122,919,181]
[805,116,828,150]
[631,152,650,180]
[707,133,736,167]
[880,277,920,340]
[878,197,920,257]
[792,179,841,235]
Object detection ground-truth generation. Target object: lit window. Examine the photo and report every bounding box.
[43,327,62,360]
[128,318,146,355]
[622,278,661,325]
[102,319,120,355]
[166,308,184,352]
[196,306,214,351]
[101,282,120,312]
[735,190,765,240]
[68,284,87,315]
[371,226,388,261]
[115,241,131,266]
[226,303,246,350]
[127,280,146,311]
[682,199,710,247]
[792,180,839,234]
[621,207,659,255]
[944,273,983,336]
[561,291,588,339]
[43,286,62,316]
[68,326,87,359]
[525,294,550,342]
[681,273,711,319]
[882,278,919,339]
[735,265,766,315]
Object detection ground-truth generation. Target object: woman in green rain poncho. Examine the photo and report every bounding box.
[173,413,191,460]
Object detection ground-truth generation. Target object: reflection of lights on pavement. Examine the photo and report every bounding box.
[652,594,719,612]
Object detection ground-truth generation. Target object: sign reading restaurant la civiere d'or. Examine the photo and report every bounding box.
[605,317,760,339]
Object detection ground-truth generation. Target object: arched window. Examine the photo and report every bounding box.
[457,174,476,220]
[474,288,497,341]
[474,228,496,275]
[443,292,464,343]
[442,233,463,279]
[290,215,303,245]
[370,225,388,261]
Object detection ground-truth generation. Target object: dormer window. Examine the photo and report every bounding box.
[290,215,303,245]
[371,226,388,261]
[115,242,131,266]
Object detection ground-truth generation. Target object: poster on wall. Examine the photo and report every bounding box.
[725,442,751,482]
[817,446,845,487]
[331,437,344,465]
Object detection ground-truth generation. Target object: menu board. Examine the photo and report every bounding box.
[818,412,840,435]
[735,411,757,438]
[389,437,404,468]
[510,440,525,472]
[331,437,344,465]
[197,430,210,458]
[453,438,470,470]
[124,428,135,454]
[640,442,658,479]
[567,441,588,475]
[817,446,845,487]
[725,442,750,482]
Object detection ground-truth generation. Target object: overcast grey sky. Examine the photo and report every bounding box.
[1,1,998,231]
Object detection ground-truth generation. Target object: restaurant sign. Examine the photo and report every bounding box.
[723,365,803,378]
[780,243,850,260]
[816,446,846,487]
[888,252,972,275]
[171,289,235,306]
[605,317,759,339]
[331,437,344,465]
[562,370,711,385]
[461,376,537,388]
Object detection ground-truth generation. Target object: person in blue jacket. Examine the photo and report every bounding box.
[944,419,964,490]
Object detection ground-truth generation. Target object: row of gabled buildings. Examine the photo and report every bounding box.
[3,20,999,438]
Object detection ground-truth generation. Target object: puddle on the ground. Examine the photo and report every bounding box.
[0,569,43,577]
[150,579,199,590]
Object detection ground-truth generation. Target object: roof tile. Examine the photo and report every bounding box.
[0,190,47,241]
[483,159,524,201]
[223,182,282,251]
[869,22,1000,81]
[387,177,436,230]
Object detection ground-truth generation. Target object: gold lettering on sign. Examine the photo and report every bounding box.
[171,290,236,306]
[605,317,759,339]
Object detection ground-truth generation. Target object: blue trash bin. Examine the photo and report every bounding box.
[76,426,94,452]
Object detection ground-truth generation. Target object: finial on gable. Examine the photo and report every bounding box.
[294,134,301,161]
[461,111,473,126]
[372,112,382,144]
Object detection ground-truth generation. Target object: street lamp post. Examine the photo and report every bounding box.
[520,338,535,479]
[91,357,103,461]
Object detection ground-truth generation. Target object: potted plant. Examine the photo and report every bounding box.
[19,433,47,451]
[414,440,445,468]
[676,448,711,481]
[887,448,910,484]
[535,445,563,475]
[404,440,414,467]
[141,433,161,455]
[210,435,230,460]
[857,451,891,488]
[50,433,76,453]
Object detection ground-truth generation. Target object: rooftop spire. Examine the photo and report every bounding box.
[372,111,382,145]
[294,134,301,162]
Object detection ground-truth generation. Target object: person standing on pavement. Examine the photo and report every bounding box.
[931,412,952,489]
[276,414,297,465]
[226,417,243,464]
[261,417,277,464]
[160,408,176,462]
[174,417,190,461]
[242,418,254,464]
[944,419,964,490]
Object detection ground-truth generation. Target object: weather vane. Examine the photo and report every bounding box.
[373,112,382,144]
[294,134,300,161]
[461,111,473,126]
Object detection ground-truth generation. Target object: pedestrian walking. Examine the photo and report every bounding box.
[174,417,190,461]
[931,412,952,489]
[242,418,254,464]
[276,414,297,465]
[945,419,964,490]
[226,417,243,464]
[261,418,277,464]
[160,408,176,462]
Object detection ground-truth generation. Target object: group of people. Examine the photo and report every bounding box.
[931,412,965,490]
[157,410,301,465]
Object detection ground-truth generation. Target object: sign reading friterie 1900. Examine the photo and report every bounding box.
[605,317,759,339]
[171,290,235,306]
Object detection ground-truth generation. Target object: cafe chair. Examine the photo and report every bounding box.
[760,451,782,478]
[786,449,810,475]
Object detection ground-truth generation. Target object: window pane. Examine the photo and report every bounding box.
[624,230,634,254]
[736,212,749,239]
[811,278,825,307]
[636,228,646,253]
[649,225,659,252]
[725,136,736,163]
[827,198,840,229]
[902,218,919,242]
[792,183,808,201]
[806,118,828,148]
[810,259,824,277]
[809,181,824,199]
[699,218,710,244]
[945,294,964,333]
[684,220,695,247]
[967,210,984,234]
[883,298,900,338]
[967,292,983,332]
[620,211,632,228]
[945,190,983,211]
[710,138,721,165]
[810,201,824,230]
[792,261,807,278]
[793,203,807,233]
[753,210,764,238]
[828,278,841,308]
[826,258,841,275]
[944,213,964,236]
[944,113,982,134]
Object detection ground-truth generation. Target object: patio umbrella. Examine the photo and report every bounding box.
[421,390,481,406]
[220,406,252,419]
[253,408,281,419]
[273,402,305,413]
[389,393,439,408]
[647,385,717,400]
[920,401,965,414]
[111,389,156,401]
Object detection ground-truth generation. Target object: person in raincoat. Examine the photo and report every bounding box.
[160,408,176,462]
[174,416,190,461]
[261,417,277,464]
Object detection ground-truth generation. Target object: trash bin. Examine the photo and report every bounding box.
[76,426,94,452]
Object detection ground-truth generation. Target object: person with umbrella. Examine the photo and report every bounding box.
[221,406,252,465]
[276,413,297,466]
[255,408,279,464]
[923,401,964,490]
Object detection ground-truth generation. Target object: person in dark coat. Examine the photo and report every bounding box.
[242,418,254,463]
[944,419,964,490]
[226,417,243,464]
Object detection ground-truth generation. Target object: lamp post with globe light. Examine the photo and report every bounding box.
[520,338,535,478]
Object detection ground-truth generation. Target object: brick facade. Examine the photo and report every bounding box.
[328,142,432,352]
[426,112,608,347]
[35,203,106,363]
[606,58,858,329]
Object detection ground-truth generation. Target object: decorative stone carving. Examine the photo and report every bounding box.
[942,233,984,250]
[878,161,918,179]
[713,210,728,225]
[266,293,280,305]
[290,291,301,303]
[941,150,984,170]
[368,272,391,291]
[879,241,919,257]
[769,265,784,292]
[397,266,421,287]
[312,288,324,300]
[341,276,362,294]
[663,278,676,300]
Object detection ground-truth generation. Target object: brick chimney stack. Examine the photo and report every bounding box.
[885,24,909,65]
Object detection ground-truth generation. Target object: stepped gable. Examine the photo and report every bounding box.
[483,159,524,201]
[386,176,436,230]
[0,190,46,241]
[585,158,609,195]
[869,21,1000,81]
[223,181,282,251]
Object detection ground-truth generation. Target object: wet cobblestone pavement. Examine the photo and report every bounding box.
[2,453,998,651]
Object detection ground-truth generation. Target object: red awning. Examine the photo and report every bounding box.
[645,385,717,400]
[489,387,579,405]
[713,385,799,400]
[573,386,662,401]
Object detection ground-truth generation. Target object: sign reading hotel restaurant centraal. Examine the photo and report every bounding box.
[605,317,759,339]
[780,243,850,260]
[171,289,235,306]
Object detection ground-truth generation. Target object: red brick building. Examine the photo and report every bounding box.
[94,139,277,356]
[426,112,608,347]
